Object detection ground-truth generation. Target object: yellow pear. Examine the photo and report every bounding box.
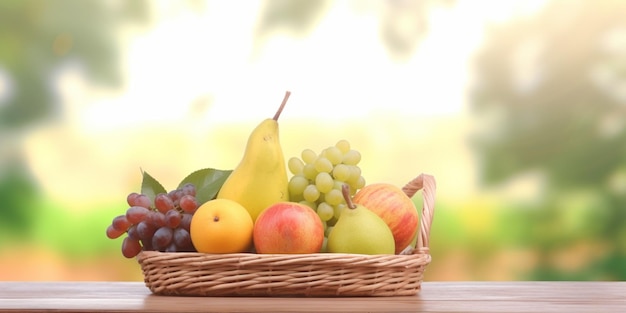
[217,91,291,221]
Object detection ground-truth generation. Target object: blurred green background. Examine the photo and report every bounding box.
[1,0,625,281]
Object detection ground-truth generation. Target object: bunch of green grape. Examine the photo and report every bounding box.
[288,139,366,227]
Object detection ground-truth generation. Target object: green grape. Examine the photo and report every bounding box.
[288,141,365,217]
[299,200,317,210]
[347,165,362,185]
[323,146,343,165]
[332,164,350,181]
[317,192,325,203]
[347,181,359,194]
[321,237,328,253]
[342,149,361,165]
[335,139,351,154]
[301,149,317,164]
[354,175,366,190]
[316,202,334,222]
[288,157,304,175]
[324,225,334,237]
[303,163,318,180]
[288,175,309,197]
[290,194,304,202]
[314,157,333,173]
[333,203,346,219]
[325,189,344,206]
[333,180,344,190]
[315,172,334,193]
[303,184,321,202]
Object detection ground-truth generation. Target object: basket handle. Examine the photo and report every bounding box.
[401,173,436,255]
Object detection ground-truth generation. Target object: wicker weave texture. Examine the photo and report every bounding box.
[137,174,436,297]
[138,251,431,296]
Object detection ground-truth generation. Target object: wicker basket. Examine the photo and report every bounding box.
[137,174,436,297]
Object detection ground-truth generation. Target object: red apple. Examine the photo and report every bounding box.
[352,183,419,254]
[253,202,324,254]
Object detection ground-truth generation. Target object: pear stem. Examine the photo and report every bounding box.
[342,184,356,210]
[273,90,291,121]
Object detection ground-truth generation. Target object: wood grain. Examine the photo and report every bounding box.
[1,281,624,312]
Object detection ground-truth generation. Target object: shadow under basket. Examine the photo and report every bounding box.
[137,174,436,297]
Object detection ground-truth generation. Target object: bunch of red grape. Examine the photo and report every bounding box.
[105,183,199,258]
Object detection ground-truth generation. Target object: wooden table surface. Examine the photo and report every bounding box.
[1,281,624,312]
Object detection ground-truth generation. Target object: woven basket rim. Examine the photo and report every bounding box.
[137,249,432,261]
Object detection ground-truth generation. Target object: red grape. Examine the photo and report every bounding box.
[165,209,181,228]
[152,227,174,251]
[181,183,196,196]
[136,221,156,240]
[126,192,140,207]
[165,243,178,252]
[179,195,198,213]
[122,237,142,258]
[140,238,153,251]
[134,194,152,209]
[108,184,200,256]
[155,193,174,213]
[127,224,140,240]
[149,211,166,227]
[180,213,193,231]
[106,225,125,239]
[128,193,151,208]
[111,215,131,231]
[173,228,193,251]
[126,206,150,224]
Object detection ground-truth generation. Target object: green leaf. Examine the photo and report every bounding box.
[140,170,167,207]
[178,168,232,205]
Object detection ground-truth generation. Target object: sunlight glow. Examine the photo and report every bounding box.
[69,0,551,131]
[25,0,549,204]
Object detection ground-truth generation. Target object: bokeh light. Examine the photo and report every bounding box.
[1,0,624,281]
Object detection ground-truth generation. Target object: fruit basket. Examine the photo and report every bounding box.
[136,173,436,297]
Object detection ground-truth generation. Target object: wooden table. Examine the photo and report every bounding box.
[0,281,624,312]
